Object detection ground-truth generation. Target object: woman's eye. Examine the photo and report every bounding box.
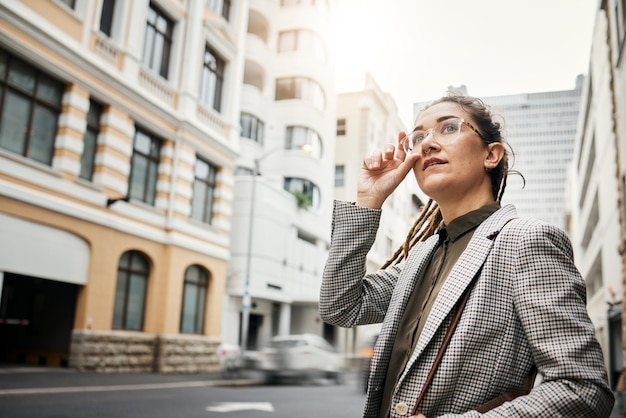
[414,133,426,142]
[441,123,458,134]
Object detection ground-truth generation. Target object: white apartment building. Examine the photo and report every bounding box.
[223,0,338,350]
[0,0,247,372]
[568,0,626,391]
[334,73,419,356]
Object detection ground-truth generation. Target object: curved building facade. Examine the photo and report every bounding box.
[224,0,337,350]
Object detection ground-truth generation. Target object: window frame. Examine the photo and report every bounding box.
[112,250,150,331]
[128,127,162,206]
[79,100,103,181]
[180,265,209,334]
[0,48,64,166]
[284,177,321,210]
[240,112,265,144]
[190,156,218,224]
[142,2,174,79]
[275,77,325,111]
[199,46,225,112]
[285,125,322,158]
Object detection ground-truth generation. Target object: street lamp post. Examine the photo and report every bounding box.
[240,158,260,353]
[239,145,311,353]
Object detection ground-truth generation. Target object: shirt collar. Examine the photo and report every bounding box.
[440,202,501,242]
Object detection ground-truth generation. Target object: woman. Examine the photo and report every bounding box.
[319,94,614,417]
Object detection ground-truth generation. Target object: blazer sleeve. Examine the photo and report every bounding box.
[443,221,615,418]
[319,200,403,327]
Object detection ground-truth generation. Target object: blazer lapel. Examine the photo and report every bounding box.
[400,205,519,380]
[368,234,440,394]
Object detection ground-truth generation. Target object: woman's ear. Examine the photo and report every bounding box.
[484,143,505,171]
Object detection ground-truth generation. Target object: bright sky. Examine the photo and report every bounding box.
[332,0,598,127]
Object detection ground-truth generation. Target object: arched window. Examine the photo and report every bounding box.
[180,265,209,334]
[285,126,322,158]
[112,251,150,330]
[284,177,320,210]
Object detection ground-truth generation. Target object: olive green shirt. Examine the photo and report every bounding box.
[380,203,500,418]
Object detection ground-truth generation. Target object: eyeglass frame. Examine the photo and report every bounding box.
[402,117,485,153]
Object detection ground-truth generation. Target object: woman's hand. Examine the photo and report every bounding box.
[356,131,421,209]
[409,414,426,418]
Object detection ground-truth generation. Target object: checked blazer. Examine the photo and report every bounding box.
[320,201,614,417]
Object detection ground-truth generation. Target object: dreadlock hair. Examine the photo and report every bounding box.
[381,93,519,269]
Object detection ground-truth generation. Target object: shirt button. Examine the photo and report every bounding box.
[395,402,409,416]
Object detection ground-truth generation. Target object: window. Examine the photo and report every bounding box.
[336,118,346,135]
[278,30,325,62]
[240,113,264,144]
[286,126,322,158]
[58,0,76,8]
[112,251,149,330]
[275,77,325,111]
[99,0,117,37]
[199,46,225,112]
[615,0,626,50]
[128,127,161,205]
[142,3,173,79]
[334,165,344,187]
[191,157,218,224]
[180,265,209,334]
[0,49,64,166]
[284,177,320,209]
[208,0,231,20]
[79,100,103,181]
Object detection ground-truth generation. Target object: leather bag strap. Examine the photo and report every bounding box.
[410,275,537,416]
[411,277,476,416]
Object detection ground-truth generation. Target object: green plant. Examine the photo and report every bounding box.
[292,190,312,209]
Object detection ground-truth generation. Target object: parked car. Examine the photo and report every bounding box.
[254,334,344,384]
[359,333,379,393]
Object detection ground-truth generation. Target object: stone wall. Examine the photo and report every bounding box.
[155,334,221,373]
[69,329,221,373]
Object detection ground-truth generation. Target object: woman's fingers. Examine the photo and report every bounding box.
[395,131,408,160]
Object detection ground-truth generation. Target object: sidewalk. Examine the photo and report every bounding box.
[0,365,266,395]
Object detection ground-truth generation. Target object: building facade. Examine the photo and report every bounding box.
[0,0,247,372]
[334,74,419,358]
[569,0,626,391]
[222,0,338,351]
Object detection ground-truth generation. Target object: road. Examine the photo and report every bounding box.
[1,367,624,417]
[0,367,366,418]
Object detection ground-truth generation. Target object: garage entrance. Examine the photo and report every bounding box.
[0,273,78,367]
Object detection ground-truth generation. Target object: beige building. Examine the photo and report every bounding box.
[334,73,420,357]
[0,0,247,372]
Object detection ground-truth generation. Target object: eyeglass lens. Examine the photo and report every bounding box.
[402,118,464,153]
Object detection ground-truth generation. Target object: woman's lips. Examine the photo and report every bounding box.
[422,158,446,170]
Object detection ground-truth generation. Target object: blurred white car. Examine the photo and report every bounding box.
[254,334,344,384]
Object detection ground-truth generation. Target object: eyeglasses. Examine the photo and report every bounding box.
[401,117,484,153]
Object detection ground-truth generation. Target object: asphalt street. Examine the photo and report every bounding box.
[0,366,624,417]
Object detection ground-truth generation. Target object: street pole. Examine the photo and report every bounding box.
[240,158,259,353]
[239,144,310,352]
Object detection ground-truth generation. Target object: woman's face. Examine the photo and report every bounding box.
[411,102,496,205]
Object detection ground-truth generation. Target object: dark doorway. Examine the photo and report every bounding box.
[239,312,263,350]
[609,306,623,389]
[0,273,78,367]
[323,322,336,346]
